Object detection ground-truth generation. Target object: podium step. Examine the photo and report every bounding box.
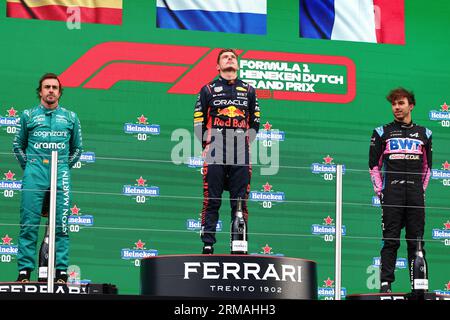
[141,254,317,299]
[0,282,118,295]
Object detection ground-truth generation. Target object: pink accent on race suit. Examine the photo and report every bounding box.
[384,149,422,154]
[422,148,431,191]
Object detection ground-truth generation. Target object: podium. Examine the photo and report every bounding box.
[140,254,317,299]
[0,282,118,295]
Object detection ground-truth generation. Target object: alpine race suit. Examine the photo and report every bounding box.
[13,105,83,272]
[194,76,260,245]
[369,120,432,284]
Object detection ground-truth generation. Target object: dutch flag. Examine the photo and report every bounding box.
[156,0,267,35]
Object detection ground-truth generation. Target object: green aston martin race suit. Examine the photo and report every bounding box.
[13,105,83,272]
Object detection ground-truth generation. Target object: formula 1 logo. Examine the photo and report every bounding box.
[0,234,18,263]
[59,42,356,104]
[124,114,160,141]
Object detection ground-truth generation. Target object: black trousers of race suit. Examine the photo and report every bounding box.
[200,132,252,245]
[201,163,251,245]
[380,180,426,284]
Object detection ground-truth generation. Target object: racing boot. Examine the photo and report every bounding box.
[16,269,31,282]
[380,282,392,293]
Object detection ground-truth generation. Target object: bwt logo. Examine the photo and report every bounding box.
[59,42,356,104]
[386,138,422,153]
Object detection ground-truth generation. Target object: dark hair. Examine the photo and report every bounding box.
[216,49,238,64]
[36,73,63,99]
[386,87,415,105]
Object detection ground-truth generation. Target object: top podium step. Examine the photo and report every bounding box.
[140,254,317,299]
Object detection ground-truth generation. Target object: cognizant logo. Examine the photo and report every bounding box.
[33,142,66,149]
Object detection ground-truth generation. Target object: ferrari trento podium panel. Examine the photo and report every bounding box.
[140,254,317,300]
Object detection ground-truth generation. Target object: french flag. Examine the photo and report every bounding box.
[299,0,405,45]
[157,0,267,35]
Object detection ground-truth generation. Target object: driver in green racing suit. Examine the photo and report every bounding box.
[13,73,83,283]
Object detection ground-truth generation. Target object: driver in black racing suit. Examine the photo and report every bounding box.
[369,88,432,293]
[194,49,260,254]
